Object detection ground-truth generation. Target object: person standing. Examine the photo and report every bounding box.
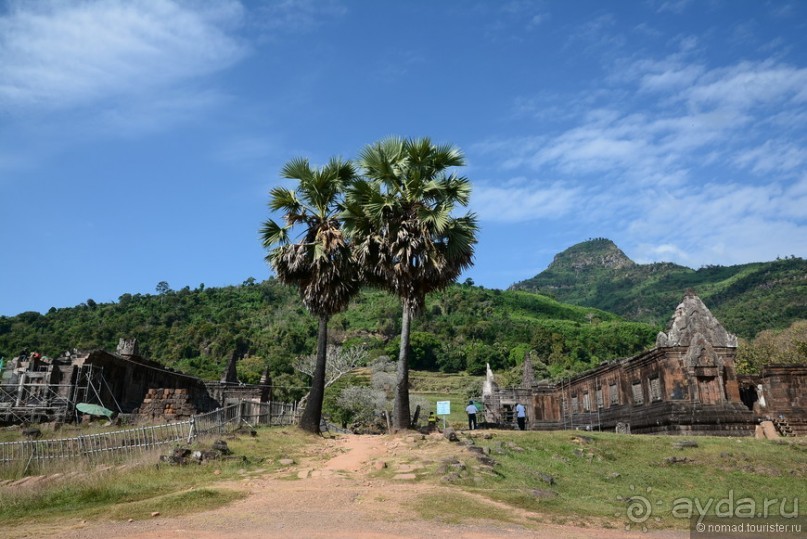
[515,402,527,431]
[466,400,478,430]
[428,411,437,433]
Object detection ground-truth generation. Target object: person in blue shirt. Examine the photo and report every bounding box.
[515,402,527,430]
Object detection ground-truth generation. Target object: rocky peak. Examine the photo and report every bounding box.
[546,238,635,273]
[656,291,738,348]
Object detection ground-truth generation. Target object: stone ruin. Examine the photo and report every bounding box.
[483,291,806,436]
[0,338,271,425]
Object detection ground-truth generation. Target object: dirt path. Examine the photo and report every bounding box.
[13,434,688,539]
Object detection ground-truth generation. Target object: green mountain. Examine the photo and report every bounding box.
[511,238,807,339]
[0,279,657,383]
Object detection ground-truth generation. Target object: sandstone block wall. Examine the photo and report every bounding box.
[137,388,197,422]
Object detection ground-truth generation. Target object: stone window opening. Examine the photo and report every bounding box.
[596,386,604,409]
[582,392,591,412]
[632,381,644,405]
[649,376,662,402]
[609,382,619,405]
[571,394,578,414]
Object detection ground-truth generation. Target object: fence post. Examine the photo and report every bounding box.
[187,416,196,444]
[78,435,88,462]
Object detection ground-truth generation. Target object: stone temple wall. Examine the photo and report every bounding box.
[484,292,767,436]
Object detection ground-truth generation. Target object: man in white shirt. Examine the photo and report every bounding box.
[465,400,478,430]
[515,402,526,431]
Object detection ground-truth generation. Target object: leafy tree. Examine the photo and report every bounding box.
[156,281,171,295]
[343,137,478,430]
[384,331,442,371]
[237,355,267,384]
[260,157,361,434]
[736,320,807,374]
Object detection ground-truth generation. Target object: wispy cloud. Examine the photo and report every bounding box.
[653,0,693,15]
[474,41,807,269]
[472,178,580,223]
[0,0,246,117]
[481,1,551,41]
[251,0,346,36]
[629,176,807,265]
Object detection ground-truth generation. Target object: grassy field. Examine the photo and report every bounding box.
[432,430,807,529]
[2,425,805,531]
[0,427,312,524]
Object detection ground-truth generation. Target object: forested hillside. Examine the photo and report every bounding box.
[512,238,807,339]
[0,279,657,385]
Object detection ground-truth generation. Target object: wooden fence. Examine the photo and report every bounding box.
[0,399,297,470]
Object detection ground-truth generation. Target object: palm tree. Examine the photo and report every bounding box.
[260,156,360,434]
[343,137,478,430]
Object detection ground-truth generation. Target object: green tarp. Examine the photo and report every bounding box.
[76,403,114,418]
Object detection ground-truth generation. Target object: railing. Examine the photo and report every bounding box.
[0,399,297,470]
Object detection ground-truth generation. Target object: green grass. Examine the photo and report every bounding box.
[0,426,314,524]
[452,431,807,529]
[3,422,806,532]
[409,492,521,525]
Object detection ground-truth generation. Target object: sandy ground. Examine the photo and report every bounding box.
[6,433,689,539]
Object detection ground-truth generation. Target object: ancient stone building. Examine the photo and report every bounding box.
[0,338,269,425]
[484,291,805,436]
[739,365,807,436]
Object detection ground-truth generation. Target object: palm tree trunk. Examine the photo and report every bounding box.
[393,302,413,431]
[299,315,328,434]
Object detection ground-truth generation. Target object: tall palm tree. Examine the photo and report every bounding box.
[343,137,478,430]
[260,156,360,434]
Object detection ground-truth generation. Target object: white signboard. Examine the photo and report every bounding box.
[436,401,450,416]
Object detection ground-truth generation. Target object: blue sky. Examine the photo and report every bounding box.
[1,0,806,316]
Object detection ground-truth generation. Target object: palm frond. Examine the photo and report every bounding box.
[281,157,314,182]
[259,219,289,249]
[268,187,302,214]
[416,203,451,232]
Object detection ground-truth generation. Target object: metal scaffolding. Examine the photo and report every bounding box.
[0,365,107,424]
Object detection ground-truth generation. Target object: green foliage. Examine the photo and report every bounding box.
[0,280,659,383]
[384,331,443,370]
[236,355,267,384]
[513,239,807,339]
[0,279,312,382]
[736,320,807,374]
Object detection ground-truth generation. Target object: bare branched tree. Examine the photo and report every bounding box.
[294,345,367,406]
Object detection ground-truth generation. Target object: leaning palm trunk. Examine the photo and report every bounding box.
[299,316,329,433]
[261,156,360,436]
[393,304,414,430]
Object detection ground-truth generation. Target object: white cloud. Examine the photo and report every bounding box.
[683,61,807,109]
[472,179,580,223]
[503,58,807,190]
[474,47,807,269]
[0,0,246,113]
[252,0,346,35]
[627,178,807,267]
[639,63,704,92]
[734,140,807,176]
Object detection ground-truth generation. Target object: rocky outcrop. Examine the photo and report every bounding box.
[656,290,738,348]
[546,238,635,273]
